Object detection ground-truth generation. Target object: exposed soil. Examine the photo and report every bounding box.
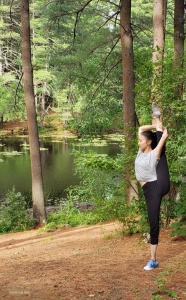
[0,120,29,135]
[0,222,186,300]
[0,118,64,137]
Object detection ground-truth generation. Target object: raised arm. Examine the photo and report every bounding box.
[155,127,168,158]
[138,124,156,137]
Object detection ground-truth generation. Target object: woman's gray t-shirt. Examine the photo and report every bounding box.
[135,149,159,182]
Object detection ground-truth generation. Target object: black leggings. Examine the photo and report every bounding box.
[142,131,170,245]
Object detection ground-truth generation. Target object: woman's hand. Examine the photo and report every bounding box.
[162,127,168,139]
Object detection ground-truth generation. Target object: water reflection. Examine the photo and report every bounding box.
[0,136,121,203]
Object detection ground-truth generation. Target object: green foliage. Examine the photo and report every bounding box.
[44,197,140,234]
[170,182,186,237]
[73,94,123,136]
[171,220,186,238]
[37,0,123,135]
[152,270,178,300]
[0,76,24,120]
[151,296,162,300]
[47,201,83,227]
[38,123,58,133]
[69,149,124,203]
[64,150,147,234]
[0,187,34,233]
[135,195,149,233]
[40,148,139,233]
[45,200,101,229]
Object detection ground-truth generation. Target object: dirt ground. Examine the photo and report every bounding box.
[0,222,186,300]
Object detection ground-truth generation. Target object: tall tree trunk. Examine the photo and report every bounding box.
[20,0,46,224]
[120,0,137,202]
[151,0,167,103]
[174,0,184,99]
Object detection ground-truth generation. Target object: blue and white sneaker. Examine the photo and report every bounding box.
[144,259,159,270]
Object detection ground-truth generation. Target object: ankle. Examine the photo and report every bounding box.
[154,117,163,131]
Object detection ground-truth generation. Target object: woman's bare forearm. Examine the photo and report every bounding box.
[138,124,156,135]
[155,128,168,158]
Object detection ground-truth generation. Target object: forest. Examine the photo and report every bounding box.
[0,0,186,238]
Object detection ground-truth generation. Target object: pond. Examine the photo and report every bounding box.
[0,136,121,204]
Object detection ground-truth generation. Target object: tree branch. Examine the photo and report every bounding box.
[104,36,120,63]
[85,59,122,110]
[88,34,120,55]
[96,10,120,31]
[73,0,93,41]
[14,73,23,106]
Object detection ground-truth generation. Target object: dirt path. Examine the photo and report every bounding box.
[0,222,185,300]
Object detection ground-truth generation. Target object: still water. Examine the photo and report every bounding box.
[0,136,121,203]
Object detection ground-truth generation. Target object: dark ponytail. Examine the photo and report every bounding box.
[141,130,157,149]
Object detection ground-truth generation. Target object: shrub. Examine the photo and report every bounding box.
[0,187,34,233]
[40,202,97,232]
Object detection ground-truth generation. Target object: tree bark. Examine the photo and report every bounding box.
[151,0,167,103]
[174,0,184,62]
[174,0,184,99]
[153,0,167,55]
[20,0,46,224]
[120,0,137,202]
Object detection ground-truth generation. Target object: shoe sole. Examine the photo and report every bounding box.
[144,265,159,270]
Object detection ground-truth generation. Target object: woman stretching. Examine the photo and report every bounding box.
[135,103,170,270]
